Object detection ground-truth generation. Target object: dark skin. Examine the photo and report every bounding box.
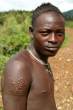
[1,11,65,110]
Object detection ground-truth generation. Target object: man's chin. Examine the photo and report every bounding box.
[49,53,57,57]
[46,50,58,57]
[39,49,59,57]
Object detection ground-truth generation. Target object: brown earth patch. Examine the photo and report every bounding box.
[49,28,73,110]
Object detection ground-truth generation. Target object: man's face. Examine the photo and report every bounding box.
[31,12,65,57]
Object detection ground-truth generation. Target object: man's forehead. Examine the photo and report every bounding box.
[34,12,64,29]
[36,12,64,22]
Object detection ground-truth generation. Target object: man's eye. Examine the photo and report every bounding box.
[57,32,64,37]
[41,33,48,36]
[40,31,49,36]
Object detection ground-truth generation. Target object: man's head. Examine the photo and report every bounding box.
[31,3,64,27]
[29,3,65,57]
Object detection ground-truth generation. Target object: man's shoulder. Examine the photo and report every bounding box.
[4,49,32,78]
[12,49,31,62]
[2,49,32,95]
[7,49,32,68]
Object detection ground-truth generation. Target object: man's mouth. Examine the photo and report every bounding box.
[45,46,59,51]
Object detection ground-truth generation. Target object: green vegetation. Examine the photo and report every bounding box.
[62,34,70,48]
[0,11,32,75]
[65,20,73,28]
[0,107,3,110]
[0,11,73,76]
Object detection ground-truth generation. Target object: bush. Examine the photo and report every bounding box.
[0,11,31,75]
[65,20,73,28]
[0,55,9,75]
[0,107,3,110]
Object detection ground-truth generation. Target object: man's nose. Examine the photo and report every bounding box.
[48,32,57,43]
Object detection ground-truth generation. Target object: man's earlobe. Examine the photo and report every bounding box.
[29,27,33,33]
[29,27,34,39]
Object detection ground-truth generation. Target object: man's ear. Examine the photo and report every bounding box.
[29,26,33,33]
[29,26,34,39]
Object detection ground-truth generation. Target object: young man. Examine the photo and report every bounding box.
[1,2,65,110]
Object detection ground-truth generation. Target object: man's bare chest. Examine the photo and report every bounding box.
[27,63,56,110]
[30,63,54,96]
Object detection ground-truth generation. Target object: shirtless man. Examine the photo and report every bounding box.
[1,3,65,110]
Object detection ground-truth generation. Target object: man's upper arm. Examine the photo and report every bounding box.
[1,59,32,110]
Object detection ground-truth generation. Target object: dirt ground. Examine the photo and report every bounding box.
[49,28,73,110]
[0,28,73,110]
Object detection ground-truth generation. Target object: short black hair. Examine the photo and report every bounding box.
[32,2,64,27]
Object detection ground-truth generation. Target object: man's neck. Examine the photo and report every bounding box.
[27,43,49,66]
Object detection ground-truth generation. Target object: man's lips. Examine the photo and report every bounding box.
[45,46,59,51]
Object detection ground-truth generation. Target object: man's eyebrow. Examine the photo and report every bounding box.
[56,29,64,31]
[38,29,52,33]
